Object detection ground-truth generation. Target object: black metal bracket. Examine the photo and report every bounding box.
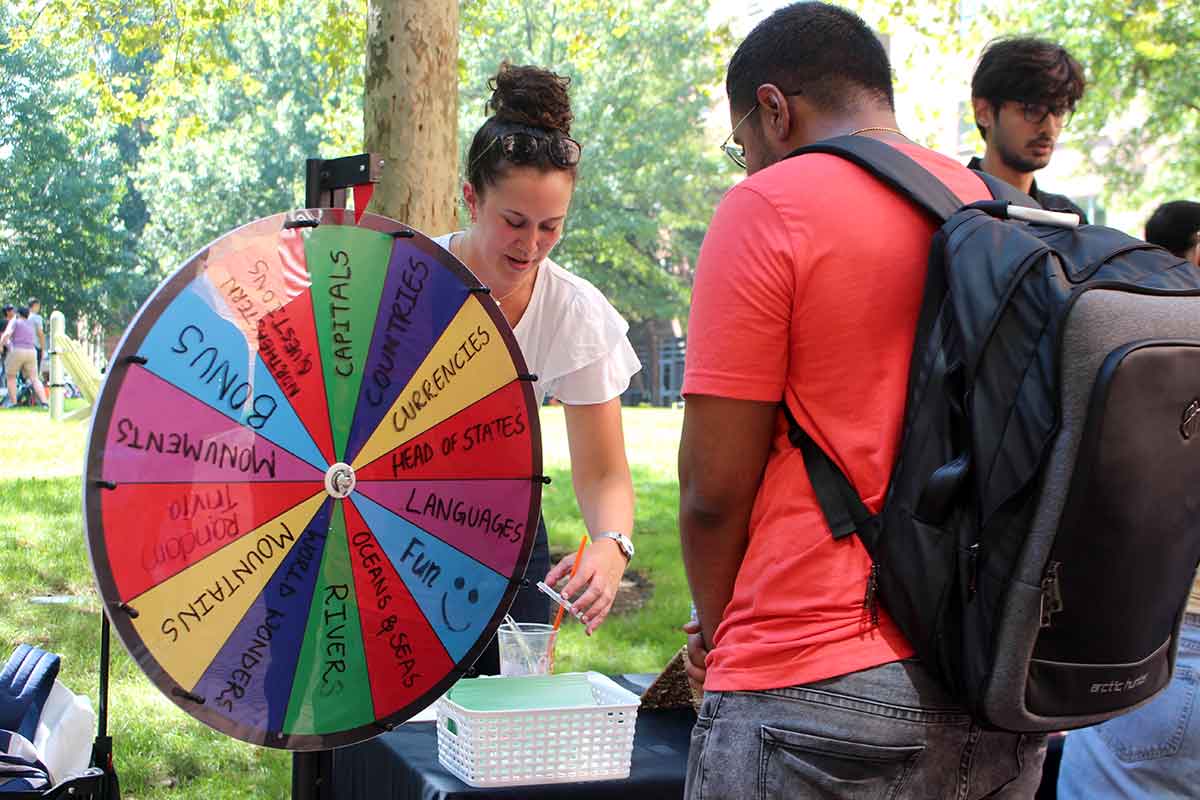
[305,153,384,210]
[171,688,205,705]
[284,218,320,230]
[124,355,147,366]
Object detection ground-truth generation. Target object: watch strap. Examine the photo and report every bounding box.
[593,531,634,562]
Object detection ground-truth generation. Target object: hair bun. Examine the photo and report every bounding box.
[487,62,573,135]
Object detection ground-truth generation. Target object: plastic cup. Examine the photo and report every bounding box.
[498,623,557,676]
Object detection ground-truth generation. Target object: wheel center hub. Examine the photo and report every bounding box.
[324,462,356,499]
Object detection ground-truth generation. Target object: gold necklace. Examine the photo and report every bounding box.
[847,126,910,140]
[493,279,529,306]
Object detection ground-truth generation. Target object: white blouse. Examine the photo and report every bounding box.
[434,234,641,405]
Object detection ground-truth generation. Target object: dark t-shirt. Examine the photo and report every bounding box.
[966,157,1089,223]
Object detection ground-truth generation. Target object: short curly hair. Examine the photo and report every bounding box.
[726,2,894,116]
[1145,201,1200,258]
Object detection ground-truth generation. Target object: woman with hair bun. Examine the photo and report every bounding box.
[436,63,641,674]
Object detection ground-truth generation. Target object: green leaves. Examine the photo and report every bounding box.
[0,9,153,333]
[459,0,735,324]
[1009,0,1200,202]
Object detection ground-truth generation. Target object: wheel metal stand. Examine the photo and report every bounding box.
[291,151,382,800]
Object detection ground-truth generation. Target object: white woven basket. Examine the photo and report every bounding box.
[436,671,641,787]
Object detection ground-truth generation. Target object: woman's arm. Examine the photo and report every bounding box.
[544,396,635,634]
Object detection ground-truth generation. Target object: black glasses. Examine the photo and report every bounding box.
[1009,100,1074,128]
[470,132,582,172]
[720,105,759,169]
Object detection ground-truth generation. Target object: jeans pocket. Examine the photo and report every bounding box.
[757,725,924,800]
[685,693,723,800]
[1098,664,1197,762]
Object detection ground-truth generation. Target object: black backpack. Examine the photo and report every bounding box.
[784,136,1200,732]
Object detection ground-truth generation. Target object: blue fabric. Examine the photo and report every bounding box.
[0,646,60,742]
[0,730,50,792]
[1058,620,1200,799]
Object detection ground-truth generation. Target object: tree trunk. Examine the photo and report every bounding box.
[364,0,459,233]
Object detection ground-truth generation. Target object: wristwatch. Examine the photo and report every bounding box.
[593,531,634,563]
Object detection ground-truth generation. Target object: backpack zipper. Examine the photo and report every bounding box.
[967,543,980,598]
[1040,560,1064,628]
[864,561,880,626]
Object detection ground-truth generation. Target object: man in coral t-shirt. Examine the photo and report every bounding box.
[678,4,1046,798]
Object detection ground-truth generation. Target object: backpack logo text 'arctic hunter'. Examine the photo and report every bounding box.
[1180,399,1200,440]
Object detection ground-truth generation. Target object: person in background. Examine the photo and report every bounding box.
[1,306,48,408]
[26,298,45,378]
[677,4,1044,797]
[0,305,12,393]
[1056,201,1200,798]
[437,62,640,673]
[1145,200,1200,266]
[969,37,1089,221]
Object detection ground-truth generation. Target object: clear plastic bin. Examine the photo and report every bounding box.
[435,671,641,787]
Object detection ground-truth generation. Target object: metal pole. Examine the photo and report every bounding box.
[91,609,116,800]
[49,310,65,420]
[99,610,109,738]
[290,152,353,800]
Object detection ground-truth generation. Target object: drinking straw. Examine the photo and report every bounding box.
[504,613,538,667]
[546,534,589,670]
[553,535,589,631]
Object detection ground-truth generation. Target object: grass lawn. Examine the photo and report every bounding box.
[0,401,686,799]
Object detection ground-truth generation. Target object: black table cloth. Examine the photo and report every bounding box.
[330,686,696,800]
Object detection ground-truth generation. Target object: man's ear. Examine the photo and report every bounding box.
[1185,242,1200,268]
[755,84,792,143]
[972,96,994,140]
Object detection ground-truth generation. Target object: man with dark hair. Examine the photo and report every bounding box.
[679,4,1046,797]
[969,36,1088,221]
[1145,200,1200,265]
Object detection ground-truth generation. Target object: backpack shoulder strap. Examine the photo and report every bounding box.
[970,169,1041,209]
[779,404,878,543]
[786,135,963,223]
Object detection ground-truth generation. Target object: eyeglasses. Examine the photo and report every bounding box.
[1009,100,1074,128]
[720,105,759,169]
[719,88,806,169]
[469,131,582,173]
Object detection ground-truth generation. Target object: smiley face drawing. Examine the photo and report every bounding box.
[440,576,479,632]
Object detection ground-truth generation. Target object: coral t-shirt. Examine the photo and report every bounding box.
[682,142,988,691]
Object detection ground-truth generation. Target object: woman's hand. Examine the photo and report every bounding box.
[545,538,628,635]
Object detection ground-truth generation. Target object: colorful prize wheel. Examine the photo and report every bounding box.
[82,210,543,750]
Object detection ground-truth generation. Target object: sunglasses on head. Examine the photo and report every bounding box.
[471,131,583,172]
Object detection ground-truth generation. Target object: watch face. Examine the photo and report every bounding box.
[613,534,633,559]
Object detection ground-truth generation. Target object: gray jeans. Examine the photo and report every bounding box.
[685,659,1046,800]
